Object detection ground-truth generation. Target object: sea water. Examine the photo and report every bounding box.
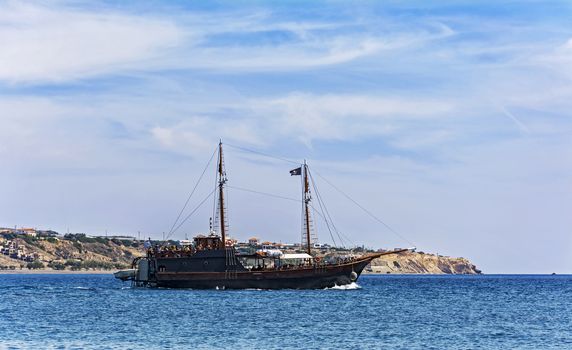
[0,274,570,349]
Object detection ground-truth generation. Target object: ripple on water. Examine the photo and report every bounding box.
[0,274,571,349]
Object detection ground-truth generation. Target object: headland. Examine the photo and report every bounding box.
[0,227,480,274]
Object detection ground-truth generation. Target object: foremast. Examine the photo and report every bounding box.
[217,141,227,248]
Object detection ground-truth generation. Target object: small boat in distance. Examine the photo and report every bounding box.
[115,142,409,289]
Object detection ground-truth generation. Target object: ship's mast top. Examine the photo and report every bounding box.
[303,161,312,255]
[291,161,313,255]
[218,141,227,248]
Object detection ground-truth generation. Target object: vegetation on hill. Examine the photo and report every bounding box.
[0,235,146,271]
[1,234,480,274]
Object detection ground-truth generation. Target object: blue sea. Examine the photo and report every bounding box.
[0,274,570,349]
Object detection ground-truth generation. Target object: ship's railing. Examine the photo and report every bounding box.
[146,243,228,258]
[147,246,195,258]
[242,255,361,272]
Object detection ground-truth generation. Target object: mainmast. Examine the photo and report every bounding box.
[218,141,227,248]
[303,161,312,255]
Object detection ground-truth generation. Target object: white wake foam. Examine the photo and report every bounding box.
[72,286,96,290]
[325,282,361,290]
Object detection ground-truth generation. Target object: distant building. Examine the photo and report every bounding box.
[0,240,37,261]
[248,237,259,246]
[0,227,38,237]
[260,241,277,249]
[20,228,38,237]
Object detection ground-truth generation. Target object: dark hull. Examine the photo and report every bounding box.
[153,256,374,289]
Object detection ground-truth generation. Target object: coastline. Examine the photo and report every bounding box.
[0,269,114,274]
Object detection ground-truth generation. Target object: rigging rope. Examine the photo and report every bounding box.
[313,170,416,248]
[163,188,216,244]
[227,184,355,248]
[209,160,218,234]
[306,169,337,247]
[307,169,355,247]
[227,185,301,203]
[225,143,300,165]
[167,146,217,237]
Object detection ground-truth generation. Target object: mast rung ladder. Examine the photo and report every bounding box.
[225,247,237,267]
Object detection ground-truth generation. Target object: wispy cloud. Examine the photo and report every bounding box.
[0,2,185,83]
[501,107,530,134]
[252,93,455,145]
[0,2,458,83]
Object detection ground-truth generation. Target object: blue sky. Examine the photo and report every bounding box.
[0,1,571,273]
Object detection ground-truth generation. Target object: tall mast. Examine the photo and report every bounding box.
[303,161,312,255]
[218,141,227,248]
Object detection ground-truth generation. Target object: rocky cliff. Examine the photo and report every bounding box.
[368,251,481,274]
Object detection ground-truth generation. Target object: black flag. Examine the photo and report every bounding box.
[290,167,302,176]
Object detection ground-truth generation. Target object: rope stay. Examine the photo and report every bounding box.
[306,167,337,247]
[314,169,358,246]
[167,146,217,238]
[211,147,220,233]
[307,167,356,248]
[227,183,355,248]
[164,188,216,244]
[313,170,416,248]
[227,185,301,203]
[225,142,301,165]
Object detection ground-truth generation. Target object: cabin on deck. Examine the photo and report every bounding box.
[194,235,224,250]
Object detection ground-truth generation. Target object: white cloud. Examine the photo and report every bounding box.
[0,2,185,83]
[0,3,457,83]
[171,19,454,72]
[142,92,458,154]
[151,122,212,156]
[532,37,572,79]
[0,90,458,170]
[185,36,384,71]
[252,93,455,144]
[150,116,266,157]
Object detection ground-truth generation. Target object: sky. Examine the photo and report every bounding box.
[0,1,571,273]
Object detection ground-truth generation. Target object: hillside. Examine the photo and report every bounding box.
[0,235,144,271]
[369,251,481,274]
[1,235,480,274]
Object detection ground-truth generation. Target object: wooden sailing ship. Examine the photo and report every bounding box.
[115,142,408,289]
